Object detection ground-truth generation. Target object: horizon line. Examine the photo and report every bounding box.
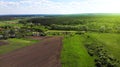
[0,13,120,16]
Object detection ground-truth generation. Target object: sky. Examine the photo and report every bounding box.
[0,0,120,15]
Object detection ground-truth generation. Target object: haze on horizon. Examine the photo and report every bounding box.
[0,0,120,15]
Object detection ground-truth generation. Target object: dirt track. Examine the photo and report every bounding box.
[0,36,63,67]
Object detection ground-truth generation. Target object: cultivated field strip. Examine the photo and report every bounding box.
[0,36,62,67]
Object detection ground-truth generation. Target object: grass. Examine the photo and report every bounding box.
[88,33,120,64]
[0,38,38,55]
[0,19,23,27]
[47,30,77,32]
[61,35,95,67]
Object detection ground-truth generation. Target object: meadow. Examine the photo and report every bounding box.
[89,33,120,63]
[0,14,120,67]
[0,38,38,55]
[61,35,95,67]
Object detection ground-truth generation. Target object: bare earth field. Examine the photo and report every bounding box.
[0,36,63,67]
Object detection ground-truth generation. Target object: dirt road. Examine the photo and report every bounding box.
[0,36,62,67]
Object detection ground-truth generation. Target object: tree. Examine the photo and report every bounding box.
[99,26,106,33]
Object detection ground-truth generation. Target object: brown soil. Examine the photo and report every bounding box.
[0,36,63,67]
[0,41,8,46]
[26,36,52,40]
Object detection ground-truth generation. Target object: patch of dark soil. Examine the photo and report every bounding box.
[0,36,63,67]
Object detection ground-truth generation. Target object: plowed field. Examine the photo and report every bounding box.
[0,36,62,67]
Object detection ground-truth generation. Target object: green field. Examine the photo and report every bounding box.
[61,33,120,67]
[0,38,38,55]
[0,14,120,67]
[89,33,120,61]
[61,35,95,67]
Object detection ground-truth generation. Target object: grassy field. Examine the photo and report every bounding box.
[60,32,120,67]
[0,38,38,55]
[0,19,23,27]
[61,35,95,67]
[88,33,120,62]
[47,30,77,32]
[1,14,120,67]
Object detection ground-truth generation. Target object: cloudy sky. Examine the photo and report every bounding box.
[0,0,120,15]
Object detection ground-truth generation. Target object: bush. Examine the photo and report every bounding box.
[84,36,120,67]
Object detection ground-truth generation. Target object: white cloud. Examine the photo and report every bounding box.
[0,0,120,14]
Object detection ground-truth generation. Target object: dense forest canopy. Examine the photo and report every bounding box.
[19,15,120,33]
